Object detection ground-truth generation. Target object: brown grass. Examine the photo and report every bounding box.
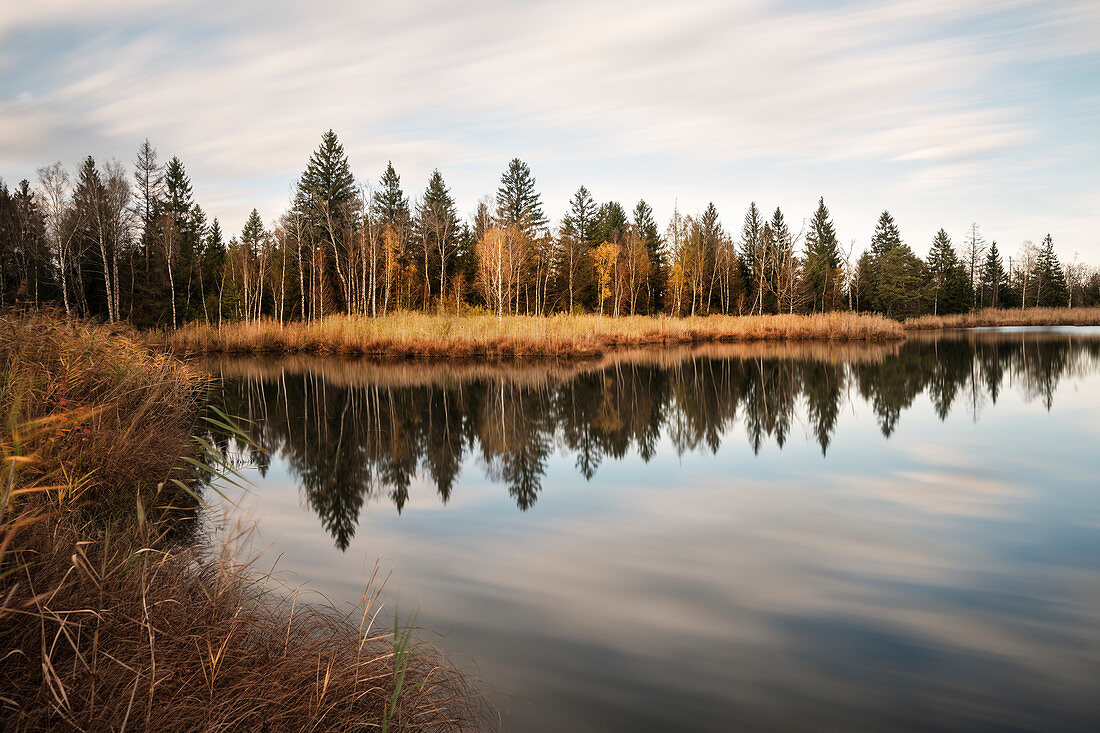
[1,312,209,511]
[905,307,1100,330]
[167,311,905,357]
[0,312,487,732]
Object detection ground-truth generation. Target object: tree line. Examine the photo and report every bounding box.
[3,130,1098,326]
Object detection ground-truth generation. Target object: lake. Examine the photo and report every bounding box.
[202,327,1100,731]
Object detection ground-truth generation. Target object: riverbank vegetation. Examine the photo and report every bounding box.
[3,131,1099,332]
[167,311,904,357]
[0,313,484,731]
[904,306,1100,330]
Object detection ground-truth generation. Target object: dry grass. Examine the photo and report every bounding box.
[167,311,905,357]
[0,312,487,732]
[905,307,1100,330]
[1,312,209,512]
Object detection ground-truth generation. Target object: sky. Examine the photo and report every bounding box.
[2,0,1099,262]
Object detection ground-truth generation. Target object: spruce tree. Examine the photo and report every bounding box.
[415,169,460,308]
[593,201,627,245]
[297,129,356,227]
[802,198,843,312]
[927,228,968,315]
[869,210,902,259]
[496,158,547,240]
[566,186,597,243]
[371,161,409,230]
[979,240,1007,308]
[241,209,266,254]
[163,156,194,232]
[633,199,664,313]
[768,207,792,313]
[739,202,765,314]
[1031,234,1068,307]
[875,243,928,318]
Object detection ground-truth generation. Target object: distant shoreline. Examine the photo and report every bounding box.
[162,308,1100,358]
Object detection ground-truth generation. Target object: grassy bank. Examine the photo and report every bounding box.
[168,311,905,357]
[0,313,484,731]
[904,306,1100,330]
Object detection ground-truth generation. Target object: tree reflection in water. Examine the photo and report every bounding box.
[205,331,1100,550]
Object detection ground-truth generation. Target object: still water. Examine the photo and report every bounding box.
[204,328,1100,731]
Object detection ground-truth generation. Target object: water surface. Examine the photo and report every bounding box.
[204,328,1100,731]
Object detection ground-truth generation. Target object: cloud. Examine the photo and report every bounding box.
[2,0,1099,256]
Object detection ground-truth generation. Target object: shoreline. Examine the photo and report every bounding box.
[163,308,1100,358]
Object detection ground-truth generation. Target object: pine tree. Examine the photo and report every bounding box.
[593,202,627,245]
[415,169,460,309]
[565,186,597,243]
[496,158,547,241]
[297,130,356,227]
[876,243,928,318]
[869,211,902,259]
[850,252,874,311]
[802,198,843,312]
[1031,234,1068,307]
[559,187,597,312]
[163,156,194,232]
[927,228,970,315]
[979,240,1007,308]
[241,209,266,254]
[371,162,409,230]
[633,199,664,313]
[739,202,765,314]
[768,207,792,313]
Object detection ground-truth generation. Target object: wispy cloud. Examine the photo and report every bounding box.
[2,0,1098,256]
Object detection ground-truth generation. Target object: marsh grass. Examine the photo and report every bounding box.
[905,307,1100,330]
[0,312,487,732]
[167,311,905,357]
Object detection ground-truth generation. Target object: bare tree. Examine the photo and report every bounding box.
[36,162,78,315]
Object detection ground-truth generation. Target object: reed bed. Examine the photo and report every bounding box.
[168,311,905,357]
[0,312,487,732]
[905,307,1100,330]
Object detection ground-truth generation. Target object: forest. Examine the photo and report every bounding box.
[3,130,1099,327]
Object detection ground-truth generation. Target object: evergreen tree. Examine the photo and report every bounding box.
[1031,234,1068,307]
[926,229,970,315]
[633,199,664,313]
[297,129,356,228]
[739,202,765,314]
[869,210,902,259]
[565,186,597,243]
[163,156,195,231]
[415,169,460,308]
[371,161,409,229]
[496,158,547,240]
[979,240,1008,308]
[876,244,928,318]
[802,198,843,312]
[850,252,874,312]
[768,207,792,313]
[593,201,628,244]
[241,209,266,254]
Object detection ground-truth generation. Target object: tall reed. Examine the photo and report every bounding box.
[167,311,905,357]
[0,312,488,732]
